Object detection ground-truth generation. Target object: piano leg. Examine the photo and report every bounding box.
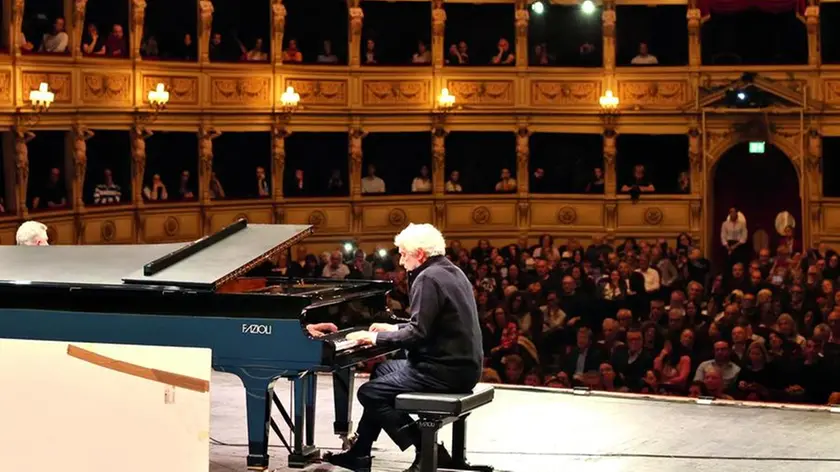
[332,368,357,449]
[238,375,276,470]
[305,373,317,448]
[287,376,320,468]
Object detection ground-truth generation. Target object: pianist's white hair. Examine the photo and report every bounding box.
[393,223,445,257]
[16,220,49,246]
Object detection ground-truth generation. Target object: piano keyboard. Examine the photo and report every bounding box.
[333,338,360,351]
[323,328,369,352]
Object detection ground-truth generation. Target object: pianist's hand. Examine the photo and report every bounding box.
[369,323,398,333]
[306,322,339,338]
[346,330,375,345]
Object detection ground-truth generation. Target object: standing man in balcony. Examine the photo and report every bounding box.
[721,207,749,270]
[317,223,483,472]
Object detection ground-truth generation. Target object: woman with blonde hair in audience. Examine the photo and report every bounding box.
[775,313,806,348]
[532,234,559,261]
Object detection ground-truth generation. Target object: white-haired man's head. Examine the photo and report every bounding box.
[16,221,49,246]
[393,223,446,271]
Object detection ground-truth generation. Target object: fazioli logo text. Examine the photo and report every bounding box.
[242,324,273,335]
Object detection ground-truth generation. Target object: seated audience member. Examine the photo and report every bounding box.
[92,169,123,205]
[361,164,386,194]
[495,168,517,193]
[445,170,463,192]
[283,39,303,63]
[32,168,67,210]
[82,24,106,55]
[143,174,169,201]
[631,42,658,65]
[411,166,431,193]
[491,38,515,65]
[317,40,339,64]
[105,24,127,57]
[322,251,350,279]
[40,17,69,53]
[621,164,655,198]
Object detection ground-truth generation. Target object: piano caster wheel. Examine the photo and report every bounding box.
[341,432,358,450]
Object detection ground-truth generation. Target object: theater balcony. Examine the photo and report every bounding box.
[0,0,838,255]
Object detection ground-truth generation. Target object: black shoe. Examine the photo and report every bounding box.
[402,443,452,472]
[323,450,372,472]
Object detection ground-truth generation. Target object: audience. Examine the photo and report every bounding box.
[260,233,840,408]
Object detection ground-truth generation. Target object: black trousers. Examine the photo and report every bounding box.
[356,359,449,451]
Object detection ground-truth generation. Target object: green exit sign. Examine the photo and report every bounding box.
[749,141,765,154]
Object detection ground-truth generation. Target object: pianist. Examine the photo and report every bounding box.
[15,221,49,246]
[320,223,483,472]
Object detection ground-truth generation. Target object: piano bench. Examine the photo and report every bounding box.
[395,384,495,472]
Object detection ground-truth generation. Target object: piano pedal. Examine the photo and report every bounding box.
[340,432,358,450]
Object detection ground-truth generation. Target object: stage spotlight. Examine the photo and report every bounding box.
[531,1,545,14]
[581,0,596,14]
[343,242,355,254]
[377,248,388,258]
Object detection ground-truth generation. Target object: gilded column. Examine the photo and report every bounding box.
[13,126,35,217]
[431,0,446,68]
[349,127,366,234]
[431,124,447,196]
[198,0,214,65]
[12,0,24,57]
[349,127,366,198]
[516,125,531,228]
[72,124,94,209]
[687,6,703,67]
[603,128,617,199]
[806,128,822,243]
[72,0,87,59]
[805,3,820,67]
[688,126,703,234]
[130,0,147,60]
[198,126,221,206]
[514,0,529,69]
[130,123,153,205]
[516,126,531,195]
[271,0,286,65]
[602,1,616,73]
[348,0,363,68]
[271,123,289,204]
[688,126,702,196]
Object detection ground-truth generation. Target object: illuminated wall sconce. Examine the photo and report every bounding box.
[437,87,456,112]
[29,82,55,113]
[280,86,301,115]
[599,89,619,112]
[148,83,170,112]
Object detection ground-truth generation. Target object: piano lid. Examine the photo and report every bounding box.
[121,220,313,290]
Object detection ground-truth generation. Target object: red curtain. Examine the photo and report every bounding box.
[699,0,806,15]
[712,143,801,270]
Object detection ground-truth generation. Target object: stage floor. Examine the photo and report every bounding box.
[209,372,840,472]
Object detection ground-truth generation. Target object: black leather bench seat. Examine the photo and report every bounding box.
[393,384,495,472]
[395,383,495,416]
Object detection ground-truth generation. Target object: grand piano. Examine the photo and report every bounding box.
[0,220,401,470]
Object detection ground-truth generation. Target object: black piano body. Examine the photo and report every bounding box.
[0,220,399,470]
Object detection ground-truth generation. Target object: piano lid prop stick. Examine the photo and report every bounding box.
[143,218,248,276]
